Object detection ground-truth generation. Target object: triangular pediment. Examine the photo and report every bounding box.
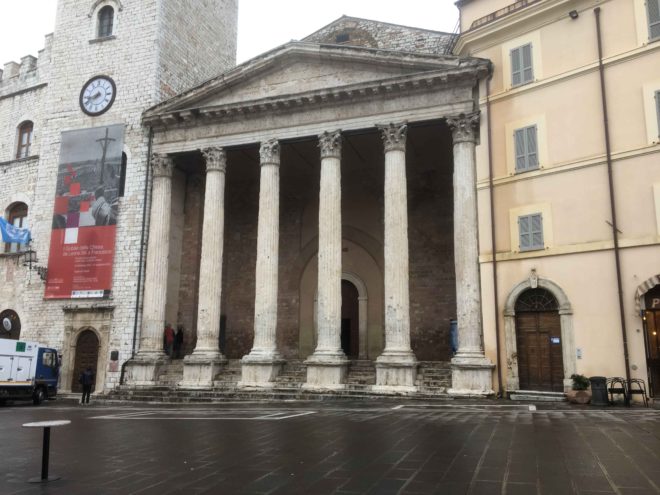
[145,42,478,118]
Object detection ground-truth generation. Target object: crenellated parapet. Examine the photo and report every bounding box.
[0,33,53,97]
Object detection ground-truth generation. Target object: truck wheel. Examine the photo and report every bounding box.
[33,388,45,406]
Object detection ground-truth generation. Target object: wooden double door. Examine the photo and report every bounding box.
[71,329,99,393]
[516,292,564,392]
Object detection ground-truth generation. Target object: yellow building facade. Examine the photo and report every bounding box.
[456,0,660,397]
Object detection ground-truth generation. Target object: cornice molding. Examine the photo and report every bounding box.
[454,0,596,54]
[143,64,489,129]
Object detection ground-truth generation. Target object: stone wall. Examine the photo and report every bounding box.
[0,0,239,392]
[158,0,238,99]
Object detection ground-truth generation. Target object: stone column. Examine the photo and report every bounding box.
[181,147,228,388]
[374,123,417,392]
[127,153,174,385]
[304,130,348,390]
[239,139,285,388]
[447,112,494,396]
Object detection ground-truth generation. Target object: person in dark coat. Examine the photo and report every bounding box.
[174,325,184,359]
[164,323,175,357]
[79,367,95,405]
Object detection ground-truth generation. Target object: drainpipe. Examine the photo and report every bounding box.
[485,64,503,397]
[120,126,154,385]
[594,7,631,385]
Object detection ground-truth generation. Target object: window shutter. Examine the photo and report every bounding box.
[519,213,544,251]
[515,129,526,171]
[514,125,539,172]
[522,44,534,83]
[656,90,660,138]
[519,216,531,250]
[649,0,660,40]
[530,214,544,249]
[511,47,522,87]
[526,125,538,168]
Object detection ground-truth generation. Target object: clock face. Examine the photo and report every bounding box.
[79,75,116,116]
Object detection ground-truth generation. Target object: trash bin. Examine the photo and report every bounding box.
[589,376,608,406]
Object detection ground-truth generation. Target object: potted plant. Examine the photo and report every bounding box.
[566,374,591,404]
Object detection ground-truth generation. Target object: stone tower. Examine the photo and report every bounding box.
[0,0,238,393]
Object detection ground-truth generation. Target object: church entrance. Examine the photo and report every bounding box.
[515,288,564,392]
[341,279,359,358]
[71,329,99,393]
[643,285,660,397]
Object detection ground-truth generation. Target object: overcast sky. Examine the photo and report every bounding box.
[0,1,459,67]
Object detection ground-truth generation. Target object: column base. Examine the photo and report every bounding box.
[238,352,285,389]
[374,350,418,393]
[180,350,227,389]
[448,353,495,396]
[303,351,348,391]
[124,351,168,386]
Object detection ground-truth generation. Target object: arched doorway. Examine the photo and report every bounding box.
[341,280,360,358]
[515,288,564,392]
[641,284,660,397]
[71,329,99,393]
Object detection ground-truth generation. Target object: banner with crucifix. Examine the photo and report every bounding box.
[45,124,124,299]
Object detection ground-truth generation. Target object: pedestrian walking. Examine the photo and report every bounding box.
[164,323,175,357]
[79,367,95,405]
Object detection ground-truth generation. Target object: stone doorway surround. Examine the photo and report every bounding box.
[503,271,576,392]
[313,271,369,360]
[61,306,112,393]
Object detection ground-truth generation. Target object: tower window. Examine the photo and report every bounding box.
[16,121,33,159]
[98,6,114,38]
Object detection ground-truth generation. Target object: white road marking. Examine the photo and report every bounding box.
[90,410,317,421]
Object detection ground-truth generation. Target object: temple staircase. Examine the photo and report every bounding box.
[100,359,453,404]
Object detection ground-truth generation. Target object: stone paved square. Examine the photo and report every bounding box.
[2,401,660,494]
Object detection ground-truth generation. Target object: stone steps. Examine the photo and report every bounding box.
[508,390,566,402]
[104,360,454,403]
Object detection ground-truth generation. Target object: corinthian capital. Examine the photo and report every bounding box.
[151,153,174,179]
[202,147,227,173]
[318,130,342,159]
[447,112,480,144]
[259,139,280,166]
[377,123,407,152]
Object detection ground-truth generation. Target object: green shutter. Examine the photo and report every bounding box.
[649,0,660,40]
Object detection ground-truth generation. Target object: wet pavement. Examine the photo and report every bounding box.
[1,399,660,494]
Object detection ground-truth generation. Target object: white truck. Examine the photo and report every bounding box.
[0,340,59,405]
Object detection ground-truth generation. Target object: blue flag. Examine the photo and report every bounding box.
[0,217,31,245]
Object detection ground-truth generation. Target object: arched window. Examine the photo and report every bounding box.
[16,121,33,159]
[4,202,28,253]
[98,6,114,38]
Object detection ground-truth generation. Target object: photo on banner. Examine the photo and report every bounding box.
[45,124,125,299]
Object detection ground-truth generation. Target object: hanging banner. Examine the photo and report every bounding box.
[45,124,124,299]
